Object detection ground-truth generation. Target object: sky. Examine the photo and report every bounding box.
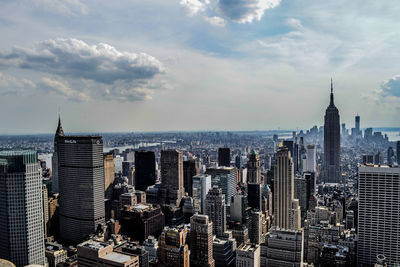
[0,0,399,134]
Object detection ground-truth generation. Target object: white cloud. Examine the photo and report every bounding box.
[180,0,209,16]
[31,0,88,15]
[0,72,36,96]
[204,16,226,27]
[0,38,166,101]
[40,77,91,101]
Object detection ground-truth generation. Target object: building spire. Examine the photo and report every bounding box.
[56,112,64,137]
[330,78,334,106]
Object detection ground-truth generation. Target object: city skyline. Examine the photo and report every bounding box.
[1,1,400,134]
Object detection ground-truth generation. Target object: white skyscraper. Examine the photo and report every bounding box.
[192,174,212,214]
[114,155,124,174]
[274,146,301,230]
[358,164,400,267]
[0,151,45,266]
[306,145,316,173]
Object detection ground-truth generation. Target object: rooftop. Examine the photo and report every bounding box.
[101,252,134,263]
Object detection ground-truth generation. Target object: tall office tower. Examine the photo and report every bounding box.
[261,228,304,267]
[0,151,45,266]
[397,141,400,164]
[341,123,346,136]
[190,214,215,267]
[230,194,248,224]
[304,171,316,196]
[274,146,301,230]
[57,129,105,244]
[249,210,264,245]
[192,174,212,214]
[52,115,64,194]
[387,147,395,165]
[247,151,261,184]
[323,80,341,183]
[236,244,260,267]
[247,183,262,211]
[355,114,361,134]
[183,158,200,196]
[205,166,237,206]
[374,151,384,165]
[358,165,400,266]
[205,186,226,237]
[160,150,184,206]
[362,154,374,164]
[104,153,115,199]
[135,150,156,191]
[294,177,309,221]
[114,155,123,174]
[158,226,190,267]
[218,148,231,167]
[306,145,316,172]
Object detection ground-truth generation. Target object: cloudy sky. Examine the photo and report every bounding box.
[0,0,399,134]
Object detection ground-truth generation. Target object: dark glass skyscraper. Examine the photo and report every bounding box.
[218,147,230,167]
[56,120,105,244]
[135,150,156,191]
[323,80,341,183]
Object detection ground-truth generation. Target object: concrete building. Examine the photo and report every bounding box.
[213,238,236,267]
[206,166,237,206]
[119,204,165,243]
[0,151,46,266]
[247,151,261,184]
[192,174,212,214]
[77,240,139,267]
[160,150,185,206]
[274,146,301,230]
[158,226,189,267]
[261,228,303,267]
[236,243,260,267]
[358,164,400,267]
[205,186,226,237]
[114,155,124,174]
[305,145,316,173]
[104,153,115,199]
[248,210,264,245]
[45,243,67,267]
[190,214,215,267]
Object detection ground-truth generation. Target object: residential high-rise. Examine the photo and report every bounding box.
[104,153,115,199]
[218,148,230,167]
[160,150,185,206]
[135,151,156,191]
[247,151,261,184]
[190,214,215,267]
[274,146,301,230]
[0,151,45,266]
[205,186,226,237]
[57,128,105,244]
[206,166,237,206]
[358,164,400,266]
[183,158,200,196]
[192,174,212,214]
[323,79,341,183]
[158,226,189,267]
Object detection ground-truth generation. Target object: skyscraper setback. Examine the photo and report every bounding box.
[323,80,341,183]
[56,119,105,244]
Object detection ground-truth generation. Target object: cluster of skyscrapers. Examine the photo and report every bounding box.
[0,81,399,267]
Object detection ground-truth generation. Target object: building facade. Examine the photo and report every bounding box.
[135,151,156,192]
[160,150,185,206]
[190,214,215,267]
[205,186,226,237]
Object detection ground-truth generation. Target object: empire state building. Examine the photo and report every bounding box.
[323,79,341,183]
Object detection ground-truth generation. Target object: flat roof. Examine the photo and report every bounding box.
[101,252,134,263]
